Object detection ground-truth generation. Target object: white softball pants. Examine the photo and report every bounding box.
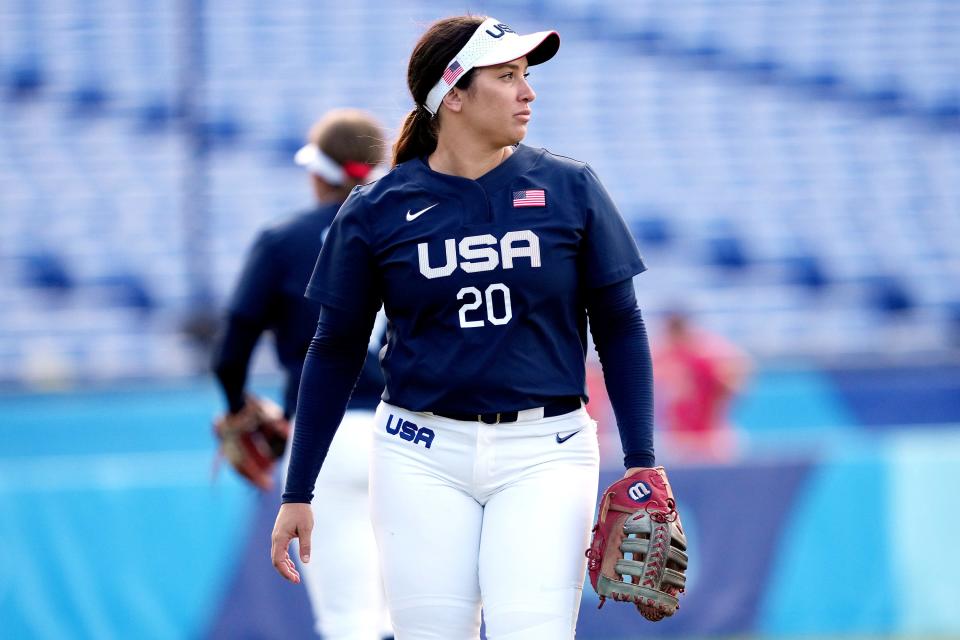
[370,402,600,640]
[287,409,392,640]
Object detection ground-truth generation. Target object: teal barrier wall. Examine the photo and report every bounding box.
[1,367,958,639]
[0,383,258,639]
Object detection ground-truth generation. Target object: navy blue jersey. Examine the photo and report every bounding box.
[306,144,645,414]
[226,204,384,415]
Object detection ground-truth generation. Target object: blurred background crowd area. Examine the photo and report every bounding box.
[2,1,960,639]
[1,0,958,387]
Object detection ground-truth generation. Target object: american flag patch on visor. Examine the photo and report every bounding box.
[442,61,465,85]
[513,189,546,207]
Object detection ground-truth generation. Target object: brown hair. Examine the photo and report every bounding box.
[309,108,386,196]
[392,16,484,166]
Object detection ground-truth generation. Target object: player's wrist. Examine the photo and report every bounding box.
[624,452,656,470]
[278,500,312,509]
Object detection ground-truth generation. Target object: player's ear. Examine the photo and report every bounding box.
[442,88,463,114]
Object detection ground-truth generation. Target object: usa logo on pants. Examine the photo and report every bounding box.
[385,414,435,449]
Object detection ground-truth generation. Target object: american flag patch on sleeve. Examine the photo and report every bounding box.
[512,189,546,207]
[442,61,464,85]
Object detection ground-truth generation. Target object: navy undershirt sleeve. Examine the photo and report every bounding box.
[282,305,377,504]
[210,230,279,414]
[586,278,656,470]
[211,314,263,414]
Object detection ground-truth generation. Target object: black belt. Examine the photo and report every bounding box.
[433,396,582,425]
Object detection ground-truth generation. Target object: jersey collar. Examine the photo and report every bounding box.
[413,144,542,194]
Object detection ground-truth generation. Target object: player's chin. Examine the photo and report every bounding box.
[507,122,529,144]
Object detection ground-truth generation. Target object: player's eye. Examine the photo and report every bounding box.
[500,70,530,80]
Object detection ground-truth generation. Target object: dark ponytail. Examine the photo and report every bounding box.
[392,16,484,166]
[392,106,438,166]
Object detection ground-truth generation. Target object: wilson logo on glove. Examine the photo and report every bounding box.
[628,481,652,503]
[585,467,688,622]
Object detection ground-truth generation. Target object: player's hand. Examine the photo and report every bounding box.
[624,467,645,478]
[271,502,314,584]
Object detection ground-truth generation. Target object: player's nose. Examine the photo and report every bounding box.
[519,76,536,103]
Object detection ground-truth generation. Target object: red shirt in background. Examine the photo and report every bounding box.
[653,322,751,462]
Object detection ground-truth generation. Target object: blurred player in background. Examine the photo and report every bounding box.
[271,16,663,638]
[653,310,752,463]
[211,108,393,640]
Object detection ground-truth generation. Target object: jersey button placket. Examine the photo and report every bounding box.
[459,181,495,227]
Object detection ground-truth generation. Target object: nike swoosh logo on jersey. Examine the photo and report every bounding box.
[406,203,438,221]
[556,429,582,444]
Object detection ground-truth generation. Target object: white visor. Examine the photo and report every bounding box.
[294,143,347,185]
[423,17,560,116]
[295,144,383,185]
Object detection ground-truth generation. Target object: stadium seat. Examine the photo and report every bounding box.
[18,252,75,294]
[783,254,829,292]
[630,214,674,249]
[706,235,750,271]
[7,64,44,99]
[866,276,915,315]
[69,84,109,117]
[91,273,157,313]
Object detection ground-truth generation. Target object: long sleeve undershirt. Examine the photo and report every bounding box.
[211,314,263,414]
[282,306,376,504]
[585,278,656,470]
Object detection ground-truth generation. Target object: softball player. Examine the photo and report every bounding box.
[212,108,392,640]
[272,16,656,639]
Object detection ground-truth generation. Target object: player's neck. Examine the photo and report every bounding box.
[429,136,513,180]
[311,176,348,204]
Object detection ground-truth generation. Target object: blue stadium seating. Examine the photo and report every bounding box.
[1,0,958,384]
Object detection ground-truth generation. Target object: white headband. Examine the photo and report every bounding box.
[295,143,379,185]
[423,17,560,116]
